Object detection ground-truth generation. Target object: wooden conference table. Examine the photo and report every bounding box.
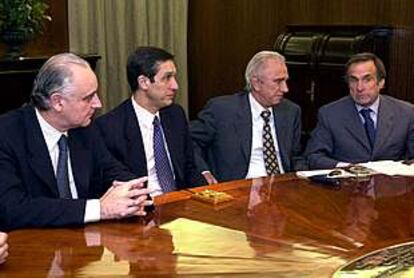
[2,173,414,277]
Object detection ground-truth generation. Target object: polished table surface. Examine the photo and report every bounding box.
[2,173,414,277]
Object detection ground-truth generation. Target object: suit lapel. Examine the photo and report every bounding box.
[272,103,288,168]
[235,93,253,163]
[25,107,59,196]
[373,97,393,156]
[342,98,372,153]
[124,101,147,175]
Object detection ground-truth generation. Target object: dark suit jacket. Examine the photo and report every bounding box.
[305,95,414,169]
[95,100,204,189]
[0,106,136,231]
[190,90,306,182]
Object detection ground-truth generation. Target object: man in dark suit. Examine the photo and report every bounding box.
[191,51,306,183]
[96,47,205,196]
[305,52,414,169]
[0,53,152,231]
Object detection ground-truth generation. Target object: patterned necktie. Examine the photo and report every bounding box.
[56,135,72,199]
[260,110,280,175]
[153,116,176,193]
[360,108,376,149]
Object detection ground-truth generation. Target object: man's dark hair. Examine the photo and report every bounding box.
[345,52,386,82]
[127,47,174,92]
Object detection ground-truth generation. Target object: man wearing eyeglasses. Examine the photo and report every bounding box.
[305,52,414,169]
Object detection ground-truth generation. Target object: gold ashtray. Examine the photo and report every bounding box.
[192,189,234,204]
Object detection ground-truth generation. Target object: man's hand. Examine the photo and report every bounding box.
[0,232,8,264]
[202,171,218,184]
[100,177,153,220]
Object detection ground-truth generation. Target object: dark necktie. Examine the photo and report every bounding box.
[260,110,280,175]
[360,108,376,149]
[153,116,176,193]
[56,135,72,199]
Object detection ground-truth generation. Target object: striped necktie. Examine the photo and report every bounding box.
[260,110,280,175]
[153,116,176,193]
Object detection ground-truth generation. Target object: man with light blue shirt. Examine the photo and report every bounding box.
[305,52,414,169]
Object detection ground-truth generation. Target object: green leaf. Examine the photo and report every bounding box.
[0,0,51,35]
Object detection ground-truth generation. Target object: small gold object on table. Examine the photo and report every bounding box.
[192,189,234,205]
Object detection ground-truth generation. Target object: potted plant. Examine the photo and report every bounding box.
[0,0,52,59]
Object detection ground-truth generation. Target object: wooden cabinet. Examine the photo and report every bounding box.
[0,54,100,114]
[274,25,392,136]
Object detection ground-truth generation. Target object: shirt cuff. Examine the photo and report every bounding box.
[84,199,101,223]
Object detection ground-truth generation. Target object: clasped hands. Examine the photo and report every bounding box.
[100,176,153,220]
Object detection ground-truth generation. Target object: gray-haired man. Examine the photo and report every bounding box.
[0,53,152,231]
[191,50,306,183]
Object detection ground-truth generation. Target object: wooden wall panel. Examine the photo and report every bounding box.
[188,0,283,118]
[388,27,414,101]
[188,0,414,119]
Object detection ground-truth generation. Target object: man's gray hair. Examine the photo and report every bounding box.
[31,53,91,110]
[244,51,285,91]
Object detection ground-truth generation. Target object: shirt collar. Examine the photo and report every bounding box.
[35,108,67,152]
[249,93,272,120]
[131,97,160,126]
[355,95,380,115]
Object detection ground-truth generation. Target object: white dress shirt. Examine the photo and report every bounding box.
[35,109,100,223]
[245,94,285,179]
[131,98,175,196]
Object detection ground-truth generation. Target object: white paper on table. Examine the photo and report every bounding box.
[296,169,355,179]
[359,160,414,176]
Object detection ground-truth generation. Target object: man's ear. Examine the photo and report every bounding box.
[251,76,260,91]
[137,75,150,90]
[49,93,64,112]
[378,78,385,90]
